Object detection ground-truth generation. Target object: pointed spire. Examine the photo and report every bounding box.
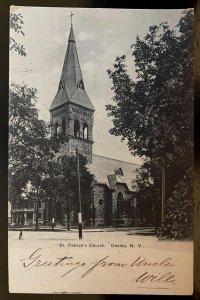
[68,26,75,42]
[68,12,75,42]
[49,17,95,111]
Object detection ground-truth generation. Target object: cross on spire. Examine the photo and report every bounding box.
[70,11,74,26]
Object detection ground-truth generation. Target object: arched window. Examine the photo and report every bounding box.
[117,192,124,214]
[99,199,103,205]
[83,122,88,140]
[55,123,59,139]
[62,119,66,135]
[74,120,80,138]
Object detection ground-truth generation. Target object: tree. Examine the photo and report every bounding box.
[157,168,193,239]
[9,82,52,229]
[132,160,157,225]
[9,83,48,171]
[106,10,193,238]
[10,13,26,56]
[45,153,94,228]
[9,13,54,229]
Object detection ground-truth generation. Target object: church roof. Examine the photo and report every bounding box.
[88,154,140,191]
[50,26,95,111]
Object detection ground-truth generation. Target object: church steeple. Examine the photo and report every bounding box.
[50,21,95,112]
[49,17,94,163]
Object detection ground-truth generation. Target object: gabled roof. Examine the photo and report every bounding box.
[50,26,95,111]
[88,154,140,191]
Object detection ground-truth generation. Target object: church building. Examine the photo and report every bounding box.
[49,21,139,227]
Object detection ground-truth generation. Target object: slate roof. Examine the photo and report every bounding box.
[50,26,95,111]
[88,154,140,191]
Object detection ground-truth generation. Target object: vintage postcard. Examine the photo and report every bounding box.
[8,7,194,294]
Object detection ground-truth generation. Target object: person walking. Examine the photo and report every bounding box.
[19,230,23,239]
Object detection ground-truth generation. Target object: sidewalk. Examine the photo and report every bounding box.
[8,225,156,235]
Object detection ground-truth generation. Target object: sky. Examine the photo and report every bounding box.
[10,7,185,164]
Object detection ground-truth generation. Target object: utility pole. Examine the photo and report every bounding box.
[76,148,82,239]
[92,189,95,227]
[161,166,165,223]
[35,188,39,231]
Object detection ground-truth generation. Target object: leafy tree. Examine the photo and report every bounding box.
[9,82,51,229]
[9,83,48,172]
[132,161,157,225]
[10,13,26,56]
[45,153,94,228]
[157,168,193,239]
[107,10,193,238]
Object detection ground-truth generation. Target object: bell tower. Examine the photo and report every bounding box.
[49,18,95,163]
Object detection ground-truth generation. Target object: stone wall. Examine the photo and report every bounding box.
[112,183,132,226]
[93,184,111,226]
[50,102,94,163]
[68,138,93,163]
